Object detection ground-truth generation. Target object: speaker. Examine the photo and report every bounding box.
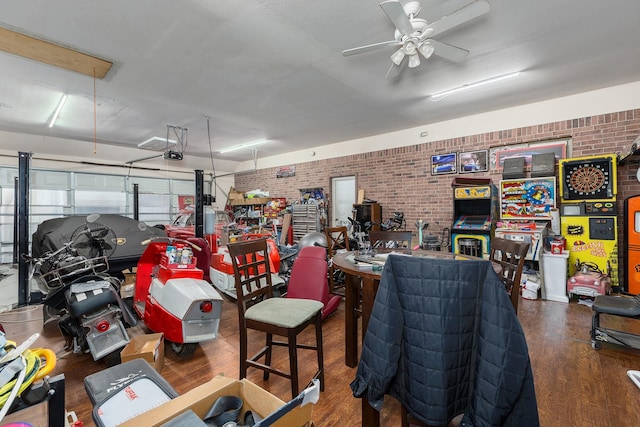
[502,157,526,179]
[531,152,556,177]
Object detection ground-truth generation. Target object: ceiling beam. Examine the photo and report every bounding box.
[0,26,112,79]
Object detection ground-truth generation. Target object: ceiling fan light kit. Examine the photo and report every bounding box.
[342,0,491,78]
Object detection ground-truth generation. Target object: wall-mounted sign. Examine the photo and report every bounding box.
[276,165,295,178]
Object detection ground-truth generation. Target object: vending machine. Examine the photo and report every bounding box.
[451,183,498,259]
[559,154,618,287]
[624,195,640,294]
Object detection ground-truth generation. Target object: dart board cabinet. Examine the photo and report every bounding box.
[559,154,619,290]
[561,156,615,200]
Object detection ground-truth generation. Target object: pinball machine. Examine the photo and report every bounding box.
[559,154,619,288]
[495,177,555,262]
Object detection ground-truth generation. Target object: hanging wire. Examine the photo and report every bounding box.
[93,68,97,154]
[206,117,218,201]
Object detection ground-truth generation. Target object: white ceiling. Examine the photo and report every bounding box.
[1,0,639,167]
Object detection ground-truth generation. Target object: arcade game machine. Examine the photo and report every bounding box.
[559,153,619,288]
[451,178,499,259]
[496,177,555,261]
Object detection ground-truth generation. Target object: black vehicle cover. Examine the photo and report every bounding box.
[31,214,166,273]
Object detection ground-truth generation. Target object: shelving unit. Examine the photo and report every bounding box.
[292,204,323,242]
[292,187,326,242]
[228,197,287,227]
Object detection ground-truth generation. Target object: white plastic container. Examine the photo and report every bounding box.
[541,251,570,303]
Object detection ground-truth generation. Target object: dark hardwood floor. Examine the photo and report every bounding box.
[2,295,640,426]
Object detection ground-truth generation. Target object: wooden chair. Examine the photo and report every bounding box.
[324,226,350,294]
[227,238,325,397]
[489,237,530,313]
[368,230,413,250]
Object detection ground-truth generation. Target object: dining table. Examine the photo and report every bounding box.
[332,249,486,427]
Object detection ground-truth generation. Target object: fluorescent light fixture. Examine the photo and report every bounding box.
[48,94,68,128]
[429,72,521,101]
[219,140,267,154]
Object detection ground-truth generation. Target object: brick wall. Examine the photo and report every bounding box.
[235,108,640,258]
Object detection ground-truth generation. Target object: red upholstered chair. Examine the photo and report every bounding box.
[187,237,211,282]
[286,246,341,320]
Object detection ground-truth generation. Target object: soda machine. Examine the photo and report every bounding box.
[624,195,640,294]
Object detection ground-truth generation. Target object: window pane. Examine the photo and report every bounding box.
[75,174,125,191]
[31,170,70,189]
[130,177,170,193]
[30,189,69,206]
[75,191,127,214]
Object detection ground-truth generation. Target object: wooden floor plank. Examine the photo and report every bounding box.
[2,296,640,426]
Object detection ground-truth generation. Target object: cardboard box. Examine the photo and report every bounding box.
[120,375,313,427]
[122,267,137,286]
[121,333,165,372]
[120,267,137,298]
[228,186,245,202]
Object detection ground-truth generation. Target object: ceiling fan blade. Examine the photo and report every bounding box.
[385,60,403,79]
[427,39,470,62]
[380,1,415,37]
[342,40,402,57]
[426,0,490,38]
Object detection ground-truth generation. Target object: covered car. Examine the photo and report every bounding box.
[31,214,166,274]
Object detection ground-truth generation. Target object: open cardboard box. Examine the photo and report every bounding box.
[120,375,313,427]
[120,333,165,372]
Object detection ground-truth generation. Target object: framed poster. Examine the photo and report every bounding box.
[490,139,569,171]
[500,177,556,219]
[431,152,457,175]
[459,149,488,173]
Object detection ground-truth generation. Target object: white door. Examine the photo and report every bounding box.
[331,176,356,227]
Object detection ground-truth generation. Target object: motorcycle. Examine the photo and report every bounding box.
[24,214,135,363]
[134,236,223,357]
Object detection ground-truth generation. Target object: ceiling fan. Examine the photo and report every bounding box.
[342,0,491,78]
